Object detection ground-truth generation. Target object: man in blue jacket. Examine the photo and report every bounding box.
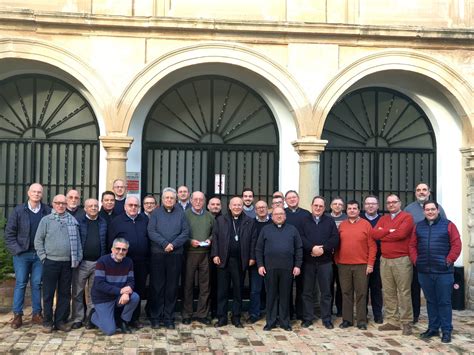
[108,196,149,328]
[5,183,51,329]
[70,198,107,329]
[148,187,190,329]
[409,201,462,344]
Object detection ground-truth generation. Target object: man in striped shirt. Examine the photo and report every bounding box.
[89,238,140,335]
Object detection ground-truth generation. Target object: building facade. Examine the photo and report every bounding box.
[0,1,472,307]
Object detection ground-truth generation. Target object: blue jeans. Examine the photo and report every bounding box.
[249,265,264,318]
[13,251,43,315]
[418,272,454,332]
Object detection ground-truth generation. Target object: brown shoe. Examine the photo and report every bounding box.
[31,313,43,325]
[378,323,401,331]
[11,313,22,329]
[42,324,53,333]
[402,324,412,336]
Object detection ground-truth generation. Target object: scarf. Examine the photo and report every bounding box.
[51,211,82,268]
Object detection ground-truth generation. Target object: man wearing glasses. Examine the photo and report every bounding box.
[372,194,415,336]
[5,183,51,329]
[108,196,149,329]
[90,238,140,335]
[35,194,82,333]
[112,178,127,215]
[142,195,158,218]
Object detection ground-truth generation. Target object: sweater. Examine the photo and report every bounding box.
[147,206,190,254]
[185,209,214,253]
[91,254,135,304]
[5,202,51,256]
[285,207,311,234]
[372,211,414,259]
[301,214,339,264]
[256,222,303,270]
[409,217,462,273]
[335,218,377,266]
[34,213,81,262]
[78,215,108,258]
[108,213,149,260]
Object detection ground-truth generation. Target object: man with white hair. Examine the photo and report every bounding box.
[148,187,190,329]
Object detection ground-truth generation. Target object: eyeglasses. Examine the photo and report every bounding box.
[53,202,66,206]
[127,204,139,208]
[386,200,400,205]
[143,202,156,205]
[114,247,128,252]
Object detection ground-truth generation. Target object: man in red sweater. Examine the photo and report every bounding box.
[335,200,376,330]
[372,194,414,335]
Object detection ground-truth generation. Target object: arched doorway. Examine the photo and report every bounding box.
[320,87,437,210]
[0,74,100,218]
[142,75,279,204]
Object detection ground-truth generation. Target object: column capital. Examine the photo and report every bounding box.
[100,135,134,150]
[292,137,328,163]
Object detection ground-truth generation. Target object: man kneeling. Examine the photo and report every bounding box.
[90,238,140,335]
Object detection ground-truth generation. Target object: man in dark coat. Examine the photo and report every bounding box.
[256,207,302,331]
[211,196,257,328]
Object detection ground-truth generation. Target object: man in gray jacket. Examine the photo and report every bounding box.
[35,194,82,333]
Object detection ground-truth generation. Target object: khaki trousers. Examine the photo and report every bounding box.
[380,256,413,325]
[338,264,368,324]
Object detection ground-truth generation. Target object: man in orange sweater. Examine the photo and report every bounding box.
[372,194,415,335]
[335,200,377,330]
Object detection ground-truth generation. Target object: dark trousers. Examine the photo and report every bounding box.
[302,262,332,322]
[265,268,292,327]
[302,261,333,322]
[331,263,342,315]
[149,252,183,325]
[418,272,454,332]
[210,261,218,318]
[42,259,72,326]
[367,258,383,319]
[131,259,149,322]
[249,265,265,319]
[216,256,244,321]
[411,265,421,319]
[182,252,211,319]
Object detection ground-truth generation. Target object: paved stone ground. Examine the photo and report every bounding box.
[0,307,473,354]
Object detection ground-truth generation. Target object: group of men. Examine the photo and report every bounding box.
[4,181,461,343]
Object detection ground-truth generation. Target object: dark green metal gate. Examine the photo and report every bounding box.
[142,75,279,205]
[320,87,437,211]
[0,74,100,218]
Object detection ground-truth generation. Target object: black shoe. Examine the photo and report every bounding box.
[412,316,419,324]
[301,320,312,328]
[232,320,243,328]
[336,311,342,317]
[339,320,353,328]
[129,320,144,329]
[56,322,72,332]
[374,317,384,324]
[165,323,175,329]
[215,319,228,327]
[195,317,211,325]
[71,322,82,330]
[323,321,334,329]
[441,332,451,343]
[263,323,275,331]
[120,321,132,334]
[420,329,440,339]
[150,320,160,329]
[357,323,367,330]
[247,316,259,324]
[182,318,192,325]
[85,309,96,329]
[281,324,292,331]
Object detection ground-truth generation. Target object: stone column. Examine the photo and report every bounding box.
[100,135,134,190]
[461,147,474,310]
[292,137,328,210]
